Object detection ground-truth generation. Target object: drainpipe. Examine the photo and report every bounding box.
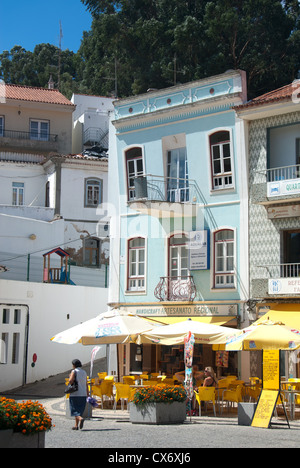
[54,159,62,216]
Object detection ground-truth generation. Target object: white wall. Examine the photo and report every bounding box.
[0,279,108,391]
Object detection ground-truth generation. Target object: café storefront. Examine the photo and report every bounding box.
[111,301,241,381]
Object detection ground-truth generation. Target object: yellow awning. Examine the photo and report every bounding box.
[145,316,237,327]
[256,304,300,329]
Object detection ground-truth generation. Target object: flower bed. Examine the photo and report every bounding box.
[0,397,53,440]
[132,385,187,406]
[130,385,187,425]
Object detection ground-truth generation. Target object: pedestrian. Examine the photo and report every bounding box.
[68,359,89,430]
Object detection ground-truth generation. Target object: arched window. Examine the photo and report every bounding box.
[127,237,146,291]
[210,131,233,190]
[214,229,235,288]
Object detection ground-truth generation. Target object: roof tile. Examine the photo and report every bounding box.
[234,80,300,110]
[4,83,74,107]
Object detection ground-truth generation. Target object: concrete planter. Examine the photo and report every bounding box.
[0,430,13,448]
[0,430,45,448]
[238,402,257,426]
[130,402,186,425]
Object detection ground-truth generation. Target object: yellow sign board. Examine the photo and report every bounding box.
[251,390,279,428]
[263,350,280,391]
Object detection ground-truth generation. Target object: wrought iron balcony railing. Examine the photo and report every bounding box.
[154,276,197,302]
[130,174,200,204]
[0,129,57,142]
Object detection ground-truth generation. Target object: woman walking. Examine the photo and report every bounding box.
[68,359,89,430]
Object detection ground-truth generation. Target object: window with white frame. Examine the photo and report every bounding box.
[125,147,144,201]
[210,131,233,190]
[85,178,102,207]
[30,119,49,141]
[0,116,4,137]
[12,182,24,206]
[214,229,235,288]
[127,237,146,291]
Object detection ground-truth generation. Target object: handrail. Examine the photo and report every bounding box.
[0,129,57,142]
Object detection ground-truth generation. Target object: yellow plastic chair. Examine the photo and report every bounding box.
[194,388,216,417]
[140,374,149,380]
[113,383,135,411]
[123,376,135,384]
[221,385,243,414]
[92,379,114,409]
[145,380,159,386]
[98,372,107,380]
[104,375,115,381]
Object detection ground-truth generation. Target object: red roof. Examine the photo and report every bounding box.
[4,84,74,107]
[234,80,300,110]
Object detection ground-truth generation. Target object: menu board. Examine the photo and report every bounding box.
[263,350,280,390]
[251,390,279,428]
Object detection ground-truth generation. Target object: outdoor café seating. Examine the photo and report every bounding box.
[92,378,114,409]
[113,383,135,411]
[194,388,216,417]
[123,376,135,385]
[221,385,243,415]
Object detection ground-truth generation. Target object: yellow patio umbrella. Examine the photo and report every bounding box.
[136,318,238,346]
[222,319,300,351]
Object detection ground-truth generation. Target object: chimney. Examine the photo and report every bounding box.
[48,75,54,90]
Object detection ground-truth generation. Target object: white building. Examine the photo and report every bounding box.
[0,84,111,391]
[71,93,114,155]
[0,84,110,287]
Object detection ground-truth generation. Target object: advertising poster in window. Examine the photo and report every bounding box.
[188,230,210,270]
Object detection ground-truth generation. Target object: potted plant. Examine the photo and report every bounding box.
[0,397,53,448]
[130,385,187,425]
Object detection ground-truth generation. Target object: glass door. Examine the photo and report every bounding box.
[167,148,189,202]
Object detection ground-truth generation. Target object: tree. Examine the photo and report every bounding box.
[0,44,79,99]
[79,0,300,98]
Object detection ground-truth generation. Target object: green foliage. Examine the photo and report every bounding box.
[0,0,299,100]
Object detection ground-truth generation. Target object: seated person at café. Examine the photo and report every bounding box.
[202,367,217,387]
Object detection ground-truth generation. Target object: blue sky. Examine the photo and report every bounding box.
[0,0,92,53]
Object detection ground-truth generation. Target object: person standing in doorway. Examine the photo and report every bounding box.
[68,359,89,430]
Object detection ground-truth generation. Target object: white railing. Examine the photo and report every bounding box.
[256,263,300,278]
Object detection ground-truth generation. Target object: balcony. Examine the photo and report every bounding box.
[253,263,300,297]
[154,276,197,302]
[83,127,109,150]
[128,174,201,217]
[0,129,58,152]
[253,165,300,204]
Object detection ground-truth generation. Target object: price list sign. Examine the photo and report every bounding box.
[251,350,281,429]
[263,350,280,390]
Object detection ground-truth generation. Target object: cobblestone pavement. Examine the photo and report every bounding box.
[2,372,300,451]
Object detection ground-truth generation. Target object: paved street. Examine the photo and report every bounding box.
[2,372,300,451]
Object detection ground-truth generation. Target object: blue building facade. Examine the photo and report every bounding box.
[108,70,249,378]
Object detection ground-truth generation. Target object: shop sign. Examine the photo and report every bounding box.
[268,179,300,198]
[269,278,300,295]
[267,205,300,219]
[119,303,238,317]
[188,230,210,270]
